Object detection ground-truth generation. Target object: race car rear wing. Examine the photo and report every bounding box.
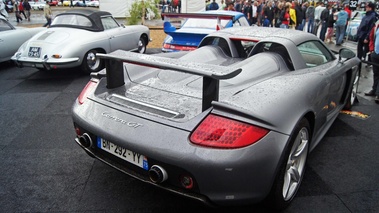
[162,12,237,32]
[97,50,242,111]
[162,13,237,21]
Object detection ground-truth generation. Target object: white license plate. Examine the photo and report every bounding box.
[97,137,148,170]
[28,47,41,58]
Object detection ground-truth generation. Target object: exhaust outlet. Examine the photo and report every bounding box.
[78,133,92,148]
[149,165,168,183]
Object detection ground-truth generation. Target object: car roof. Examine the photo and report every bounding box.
[52,9,112,31]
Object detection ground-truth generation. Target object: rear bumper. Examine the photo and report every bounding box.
[12,54,80,70]
[72,99,290,206]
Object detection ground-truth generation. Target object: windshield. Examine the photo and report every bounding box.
[182,18,231,29]
[51,14,93,27]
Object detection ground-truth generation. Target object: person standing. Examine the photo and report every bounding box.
[23,0,31,21]
[220,0,226,10]
[224,2,235,11]
[289,2,296,29]
[300,2,307,31]
[43,0,52,27]
[208,0,219,10]
[243,0,253,25]
[357,2,377,69]
[319,4,330,41]
[234,0,242,12]
[294,0,303,30]
[280,3,291,29]
[251,0,257,25]
[367,20,379,103]
[325,8,336,44]
[306,2,315,33]
[256,0,263,26]
[18,0,27,19]
[313,2,325,35]
[14,0,23,23]
[343,3,351,36]
[274,2,283,27]
[335,8,348,45]
[263,0,274,27]
[70,0,74,8]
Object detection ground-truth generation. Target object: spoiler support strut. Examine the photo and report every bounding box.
[105,59,125,89]
[97,50,241,112]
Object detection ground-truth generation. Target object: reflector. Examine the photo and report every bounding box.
[78,80,97,104]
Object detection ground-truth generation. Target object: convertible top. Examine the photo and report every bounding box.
[51,9,112,32]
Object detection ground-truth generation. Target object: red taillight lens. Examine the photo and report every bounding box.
[163,43,197,51]
[78,80,97,105]
[190,114,269,149]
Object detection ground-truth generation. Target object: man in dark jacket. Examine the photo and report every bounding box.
[208,0,219,10]
[319,4,331,41]
[357,2,377,69]
[263,0,274,27]
[294,1,304,30]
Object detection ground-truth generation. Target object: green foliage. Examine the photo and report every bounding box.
[127,0,160,25]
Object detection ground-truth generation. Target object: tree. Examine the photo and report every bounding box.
[127,0,160,25]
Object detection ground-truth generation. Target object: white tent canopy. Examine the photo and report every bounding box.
[100,0,206,18]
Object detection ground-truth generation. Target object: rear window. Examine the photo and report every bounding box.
[51,14,92,27]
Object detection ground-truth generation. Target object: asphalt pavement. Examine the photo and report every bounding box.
[1,7,378,213]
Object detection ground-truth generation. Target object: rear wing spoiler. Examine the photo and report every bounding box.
[162,13,237,21]
[97,50,242,111]
[162,13,237,31]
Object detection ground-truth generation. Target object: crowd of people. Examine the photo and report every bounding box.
[0,0,32,22]
[205,0,379,103]
[206,0,353,39]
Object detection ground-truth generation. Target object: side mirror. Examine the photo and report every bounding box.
[339,48,356,62]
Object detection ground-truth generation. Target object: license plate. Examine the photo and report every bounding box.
[97,137,148,170]
[28,47,41,58]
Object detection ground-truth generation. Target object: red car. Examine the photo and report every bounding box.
[48,0,59,6]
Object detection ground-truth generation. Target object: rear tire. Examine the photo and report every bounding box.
[137,36,147,54]
[81,49,104,74]
[265,118,310,210]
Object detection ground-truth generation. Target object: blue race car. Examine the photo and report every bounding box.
[161,11,249,52]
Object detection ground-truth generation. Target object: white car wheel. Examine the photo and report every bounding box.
[137,37,147,54]
[81,49,104,73]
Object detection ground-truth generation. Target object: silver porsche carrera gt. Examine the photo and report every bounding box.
[11,9,150,73]
[72,27,360,210]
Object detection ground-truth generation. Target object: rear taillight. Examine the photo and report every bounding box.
[163,43,197,51]
[190,114,269,149]
[78,80,97,105]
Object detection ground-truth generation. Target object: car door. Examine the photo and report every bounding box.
[297,41,346,116]
[101,16,134,51]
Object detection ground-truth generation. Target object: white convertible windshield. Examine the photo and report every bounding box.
[182,18,231,29]
[51,15,92,27]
